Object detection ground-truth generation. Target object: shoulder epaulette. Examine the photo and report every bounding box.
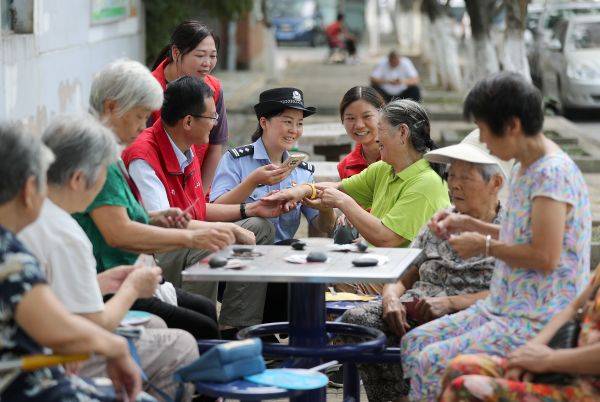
[298,161,315,173]
[228,144,254,158]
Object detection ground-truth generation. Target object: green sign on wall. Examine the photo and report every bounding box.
[91,0,130,25]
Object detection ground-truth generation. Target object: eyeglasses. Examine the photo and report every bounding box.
[191,112,219,122]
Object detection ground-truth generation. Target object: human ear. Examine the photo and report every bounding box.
[22,176,40,209]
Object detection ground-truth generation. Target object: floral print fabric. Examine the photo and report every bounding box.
[0,225,116,402]
[440,352,599,401]
[401,152,591,401]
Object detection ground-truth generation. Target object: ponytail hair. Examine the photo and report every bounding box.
[380,99,446,179]
[151,19,219,71]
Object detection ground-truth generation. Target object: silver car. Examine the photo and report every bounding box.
[539,15,600,112]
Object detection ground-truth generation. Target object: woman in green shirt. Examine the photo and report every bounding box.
[264,99,450,248]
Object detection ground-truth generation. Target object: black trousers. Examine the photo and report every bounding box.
[372,84,421,103]
[106,288,220,339]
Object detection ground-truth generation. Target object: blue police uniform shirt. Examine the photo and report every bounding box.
[210,137,319,242]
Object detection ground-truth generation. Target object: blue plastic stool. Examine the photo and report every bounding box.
[194,379,309,401]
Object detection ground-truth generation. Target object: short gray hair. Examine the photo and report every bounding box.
[89,59,163,117]
[0,123,54,205]
[43,115,118,188]
[474,163,503,182]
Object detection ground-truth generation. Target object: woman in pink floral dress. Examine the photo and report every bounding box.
[440,266,600,401]
[400,72,591,401]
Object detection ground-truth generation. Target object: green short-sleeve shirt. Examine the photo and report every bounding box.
[73,162,149,272]
[341,159,450,244]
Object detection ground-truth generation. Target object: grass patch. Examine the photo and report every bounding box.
[593,225,600,243]
[561,144,590,157]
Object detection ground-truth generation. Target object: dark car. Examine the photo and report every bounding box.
[270,0,324,46]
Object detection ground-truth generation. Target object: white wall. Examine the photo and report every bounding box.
[0,0,144,134]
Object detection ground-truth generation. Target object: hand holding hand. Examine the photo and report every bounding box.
[301,196,332,212]
[262,185,312,204]
[448,232,485,259]
[319,188,352,209]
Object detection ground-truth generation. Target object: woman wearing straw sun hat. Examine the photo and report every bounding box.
[338,129,508,401]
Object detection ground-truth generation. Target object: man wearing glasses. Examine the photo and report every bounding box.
[123,76,282,336]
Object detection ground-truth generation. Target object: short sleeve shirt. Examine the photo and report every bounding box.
[341,159,450,244]
[371,57,418,95]
[19,199,104,314]
[210,138,319,242]
[73,163,148,272]
[485,152,591,321]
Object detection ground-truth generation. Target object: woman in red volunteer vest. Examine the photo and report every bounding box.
[150,20,227,196]
[337,86,385,180]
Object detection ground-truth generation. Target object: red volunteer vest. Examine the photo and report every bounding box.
[150,58,222,169]
[337,144,379,179]
[121,119,206,221]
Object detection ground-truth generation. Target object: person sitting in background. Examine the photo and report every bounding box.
[19,115,198,402]
[340,130,506,401]
[325,13,357,63]
[337,86,384,180]
[121,76,285,337]
[264,99,450,250]
[401,72,591,402]
[440,266,600,402]
[76,60,234,339]
[0,122,141,402]
[370,50,421,103]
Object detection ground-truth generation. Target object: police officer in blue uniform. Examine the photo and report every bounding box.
[210,87,335,243]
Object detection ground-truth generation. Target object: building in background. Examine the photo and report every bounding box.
[0,0,144,134]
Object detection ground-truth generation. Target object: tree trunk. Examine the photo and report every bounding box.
[422,0,462,90]
[226,20,237,72]
[502,0,531,82]
[260,0,280,83]
[366,0,380,56]
[465,0,499,83]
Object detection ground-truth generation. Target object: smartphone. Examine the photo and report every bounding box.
[281,153,308,169]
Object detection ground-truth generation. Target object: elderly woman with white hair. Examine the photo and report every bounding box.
[74,59,235,339]
[19,115,199,401]
[338,131,507,402]
[0,122,142,402]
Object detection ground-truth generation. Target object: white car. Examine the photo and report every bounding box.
[539,15,600,112]
[529,1,600,87]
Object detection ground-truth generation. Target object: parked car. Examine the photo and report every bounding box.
[528,1,600,88]
[269,0,324,46]
[539,15,600,113]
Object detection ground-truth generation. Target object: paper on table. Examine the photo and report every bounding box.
[325,292,376,302]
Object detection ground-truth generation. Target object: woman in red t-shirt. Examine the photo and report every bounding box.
[337,86,385,179]
[150,20,227,195]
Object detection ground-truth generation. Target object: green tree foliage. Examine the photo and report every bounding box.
[143,0,253,66]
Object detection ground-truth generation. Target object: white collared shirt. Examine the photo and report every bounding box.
[128,129,195,212]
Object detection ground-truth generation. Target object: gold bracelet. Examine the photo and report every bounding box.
[304,183,317,200]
